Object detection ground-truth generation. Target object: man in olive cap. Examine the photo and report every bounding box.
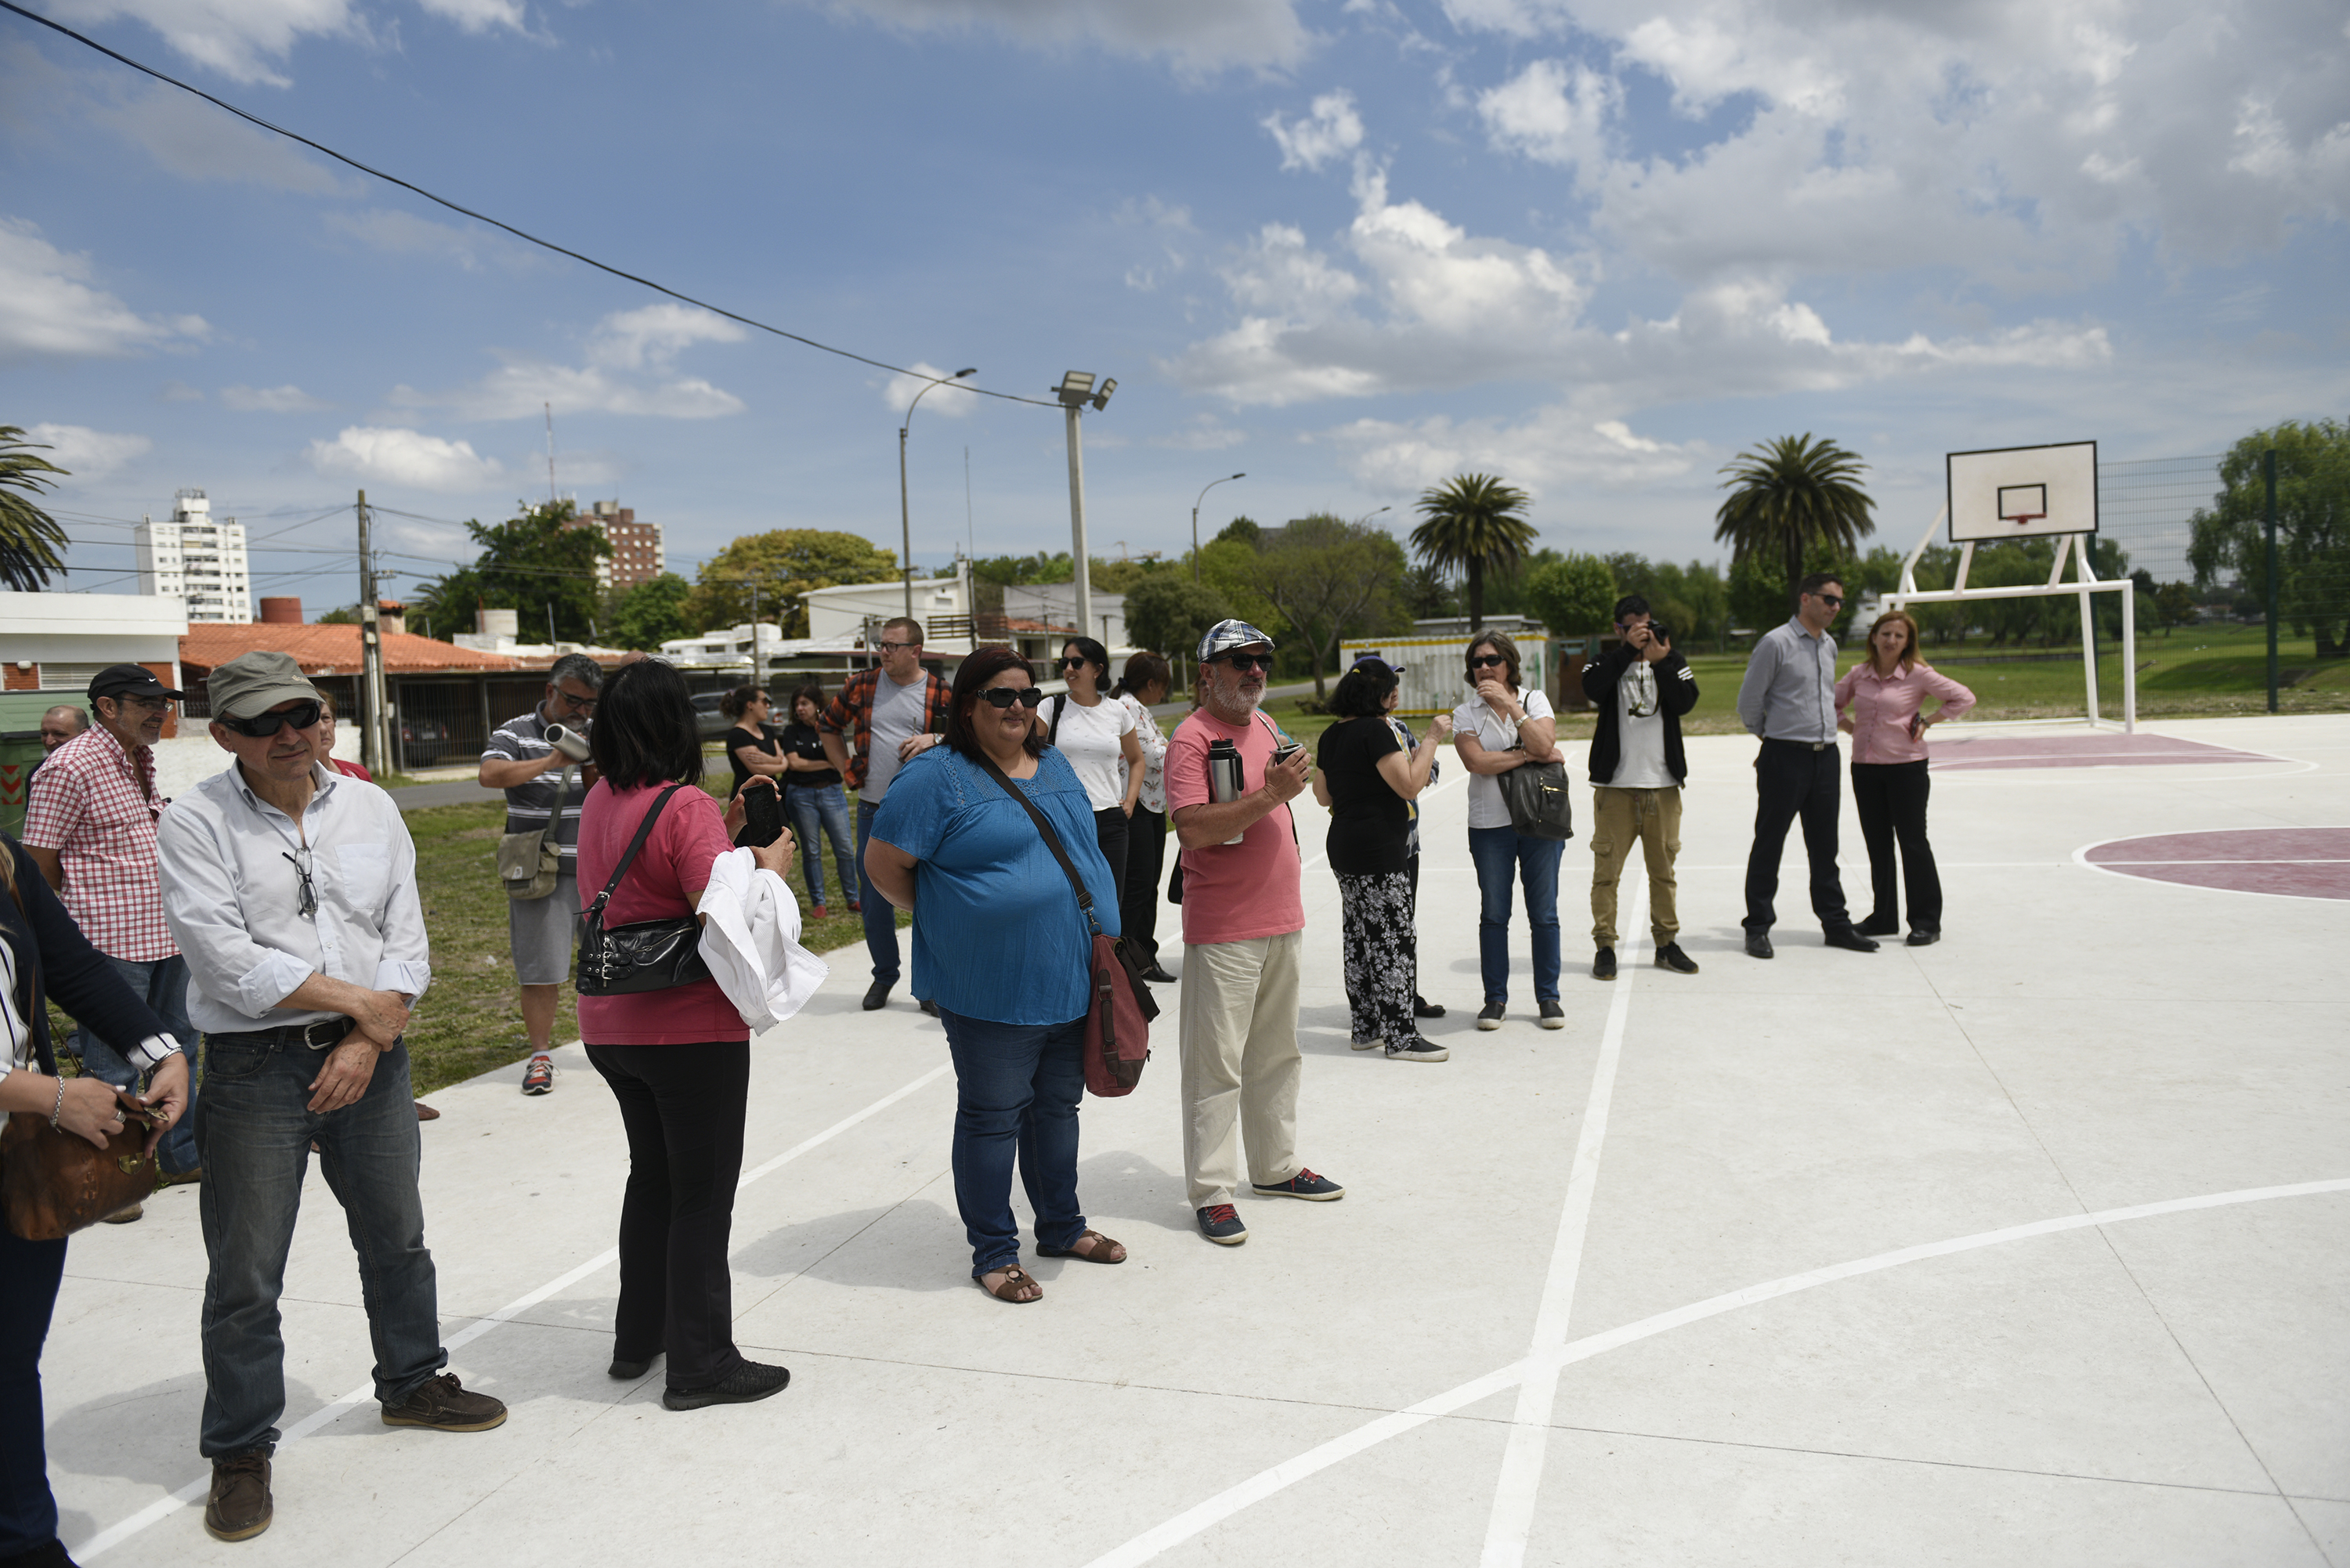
[157,651,505,1545]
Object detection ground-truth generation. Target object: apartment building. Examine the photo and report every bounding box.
[572,500,666,592]
[135,489,252,623]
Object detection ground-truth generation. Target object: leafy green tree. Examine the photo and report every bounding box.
[607,573,696,650]
[316,604,362,624]
[1714,435,1877,620]
[2187,419,2350,657]
[1259,513,1408,699]
[406,565,487,641]
[1195,536,1287,641]
[1125,575,1229,691]
[1213,516,1263,550]
[2155,580,2198,635]
[971,551,1073,586]
[689,529,899,637]
[1410,474,1536,632]
[0,425,70,591]
[468,501,610,641]
[1401,562,1458,620]
[1522,553,1617,638]
[1729,541,1863,638]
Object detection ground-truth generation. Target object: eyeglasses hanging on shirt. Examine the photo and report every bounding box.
[282,848,317,920]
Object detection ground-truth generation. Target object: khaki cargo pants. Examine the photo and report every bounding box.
[1589,785,1682,948]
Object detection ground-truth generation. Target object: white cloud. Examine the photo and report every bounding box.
[307,426,505,492]
[882,362,982,419]
[1148,416,1249,451]
[222,384,333,412]
[588,303,747,370]
[45,0,526,84]
[390,305,749,421]
[161,380,204,401]
[1264,89,1365,172]
[0,217,209,360]
[1477,59,1618,184]
[784,0,1309,72]
[24,422,154,479]
[1326,402,1708,500]
[415,0,527,34]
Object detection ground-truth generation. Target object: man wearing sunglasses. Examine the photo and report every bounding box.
[1164,620,1344,1247]
[817,617,950,1012]
[157,651,503,1544]
[1734,573,1875,958]
[22,663,202,1194]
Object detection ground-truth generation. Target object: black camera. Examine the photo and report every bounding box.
[1644,621,1672,645]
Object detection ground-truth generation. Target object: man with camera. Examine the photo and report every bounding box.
[157,651,505,1544]
[1582,595,1701,979]
[478,652,604,1094]
[1164,620,1344,1247]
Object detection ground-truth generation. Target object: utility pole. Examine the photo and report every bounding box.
[356,490,389,776]
[2265,447,2280,714]
[750,580,761,685]
[545,403,558,506]
[1065,400,1092,638]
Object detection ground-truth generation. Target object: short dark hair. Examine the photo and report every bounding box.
[1466,630,1523,692]
[1329,663,1395,717]
[880,616,923,645]
[718,684,764,721]
[1799,571,1844,598]
[1061,635,1111,674]
[1114,651,1170,699]
[548,652,604,692]
[1613,594,1650,621]
[588,658,703,790]
[788,681,828,719]
[944,646,1045,762]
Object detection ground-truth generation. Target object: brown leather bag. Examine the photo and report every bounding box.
[3,1104,157,1240]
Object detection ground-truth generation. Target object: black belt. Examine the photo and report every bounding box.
[1762,737,1835,752]
[206,1017,355,1050]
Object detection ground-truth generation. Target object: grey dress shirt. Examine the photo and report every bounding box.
[157,761,432,1037]
[1736,617,1841,744]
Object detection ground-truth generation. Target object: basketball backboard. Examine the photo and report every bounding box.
[1947,441,2098,542]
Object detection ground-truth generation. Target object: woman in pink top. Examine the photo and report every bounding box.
[577,658,794,1411]
[1835,611,1976,946]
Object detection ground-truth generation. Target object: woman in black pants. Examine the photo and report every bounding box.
[1835,611,1976,945]
[1035,636,1144,891]
[1110,652,1175,984]
[2,833,190,1568]
[576,659,795,1410]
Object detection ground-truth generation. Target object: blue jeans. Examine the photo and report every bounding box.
[0,1227,67,1556]
[855,799,898,982]
[193,1035,443,1458]
[1467,825,1564,1004]
[936,1008,1089,1277]
[74,953,200,1176]
[784,782,857,909]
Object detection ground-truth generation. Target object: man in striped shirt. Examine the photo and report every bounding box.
[478,652,603,1094]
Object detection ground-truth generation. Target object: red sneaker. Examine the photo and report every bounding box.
[811,903,829,920]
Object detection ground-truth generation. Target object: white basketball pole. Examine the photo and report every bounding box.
[2120,576,2138,733]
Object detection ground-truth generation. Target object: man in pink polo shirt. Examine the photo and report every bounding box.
[1164,620,1345,1247]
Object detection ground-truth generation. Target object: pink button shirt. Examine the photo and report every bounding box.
[1835,660,1977,765]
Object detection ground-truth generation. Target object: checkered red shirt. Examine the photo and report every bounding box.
[20,724,177,961]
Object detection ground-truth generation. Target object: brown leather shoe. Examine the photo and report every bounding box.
[380,1371,508,1432]
[102,1202,143,1225]
[204,1449,272,1541]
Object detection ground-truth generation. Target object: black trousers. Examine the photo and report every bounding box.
[1853,760,1942,933]
[585,1039,750,1393]
[1121,805,1166,964]
[1094,805,1130,900]
[0,1227,67,1557]
[1743,740,1853,933]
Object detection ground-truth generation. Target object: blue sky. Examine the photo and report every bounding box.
[4,0,2345,615]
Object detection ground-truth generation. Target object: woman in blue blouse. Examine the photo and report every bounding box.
[864,647,1128,1303]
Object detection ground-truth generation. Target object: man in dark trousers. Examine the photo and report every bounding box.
[1582,595,1701,978]
[1734,572,1877,959]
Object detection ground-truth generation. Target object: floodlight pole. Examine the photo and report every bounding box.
[1065,401,1092,640]
[899,368,976,621]
[2264,448,2280,714]
[1191,472,1245,584]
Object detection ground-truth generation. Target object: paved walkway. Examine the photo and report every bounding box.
[44,715,2350,1566]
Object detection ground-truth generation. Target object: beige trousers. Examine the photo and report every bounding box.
[1589,786,1682,947]
[1177,930,1303,1209]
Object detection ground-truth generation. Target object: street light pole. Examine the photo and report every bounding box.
[1053,371,1117,645]
[898,367,977,621]
[1191,472,1246,584]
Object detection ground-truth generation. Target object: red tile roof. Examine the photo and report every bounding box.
[180,623,534,676]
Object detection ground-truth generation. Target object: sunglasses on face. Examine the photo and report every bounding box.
[1217,654,1274,673]
[978,686,1047,710]
[1813,594,1844,607]
[1060,656,1090,670]
[219,699,324,738]
[1470,653,1509,670]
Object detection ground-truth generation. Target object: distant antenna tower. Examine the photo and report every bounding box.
[544,403,557,504]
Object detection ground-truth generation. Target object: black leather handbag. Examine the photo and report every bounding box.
[1496,746,1576,841]
[575,784,714,996]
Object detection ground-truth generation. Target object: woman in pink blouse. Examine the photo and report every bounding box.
[1835,611,1975,946]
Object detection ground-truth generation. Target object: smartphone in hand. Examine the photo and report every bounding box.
[1907,712,1925,741]
[735,781,786,848]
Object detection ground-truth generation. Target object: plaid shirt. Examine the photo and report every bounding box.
[819,667,950,792]
[20,724,177,962]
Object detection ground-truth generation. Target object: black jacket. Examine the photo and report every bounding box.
[1,834,175,1077]
[1582,642,1699,786]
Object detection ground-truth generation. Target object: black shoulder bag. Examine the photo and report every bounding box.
[575,785,715,996]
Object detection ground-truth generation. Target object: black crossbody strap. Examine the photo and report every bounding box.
[975,755,1104,937]
[584,784,685,920]
[1047,694,1065,748]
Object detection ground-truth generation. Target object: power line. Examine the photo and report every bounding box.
[0,0,1053,412]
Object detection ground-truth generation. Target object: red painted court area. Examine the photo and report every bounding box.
[2082,827,2350,900]
[1931,732,2275,770]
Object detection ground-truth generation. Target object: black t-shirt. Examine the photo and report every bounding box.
[1317,716,1411,874]
[776,720,840,792]
[723,724,780,799]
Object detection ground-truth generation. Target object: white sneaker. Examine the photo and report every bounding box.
[1351,1036,1382,1051]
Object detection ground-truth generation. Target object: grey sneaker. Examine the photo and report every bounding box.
[1383,1037,1449,1063]
[204,1449,272,1542]
[381,1372,508,1432]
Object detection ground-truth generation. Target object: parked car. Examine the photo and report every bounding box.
[691,692,731,741]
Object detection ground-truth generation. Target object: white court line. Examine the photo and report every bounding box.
[72,1059,953,1562]
[1079,1175,2350,1568]
[1480,877,1645,1567]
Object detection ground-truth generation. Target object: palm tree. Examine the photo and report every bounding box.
[1410,473,1535,631]
[0,426,70,591]
[1714,434,1876,619]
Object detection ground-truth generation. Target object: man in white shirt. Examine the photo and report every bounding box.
[1581,594,1701,979]
[157,652,506,1545]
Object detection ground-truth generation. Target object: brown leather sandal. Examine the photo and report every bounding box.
[978,1264,1043,1303]
[1036,1230,1127,1264]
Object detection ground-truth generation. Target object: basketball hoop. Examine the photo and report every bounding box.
[2008,513,2043,529]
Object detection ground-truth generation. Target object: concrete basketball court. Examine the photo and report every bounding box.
[40,713,2350,1566]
